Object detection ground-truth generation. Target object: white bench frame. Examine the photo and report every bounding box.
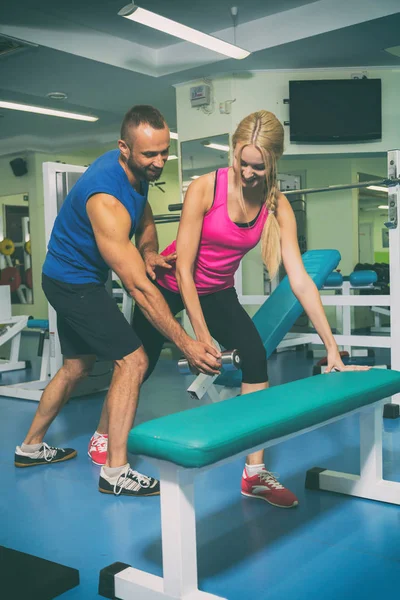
[110,396,400,600]
[0,315,28,374]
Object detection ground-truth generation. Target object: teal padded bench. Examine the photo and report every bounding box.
[99,370,400,600]
[187,248,341,400]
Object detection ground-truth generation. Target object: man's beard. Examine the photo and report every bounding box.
[126,155,163,182]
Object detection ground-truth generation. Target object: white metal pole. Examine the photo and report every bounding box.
[341,281,352,355]
[388,150,400,407]
[42,163,86,376]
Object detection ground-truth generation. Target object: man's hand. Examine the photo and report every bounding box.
[325,348,371,373]
[143,250,177,281]
[181,338,222,375]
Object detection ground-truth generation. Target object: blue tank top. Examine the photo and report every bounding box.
[43,150,148,284]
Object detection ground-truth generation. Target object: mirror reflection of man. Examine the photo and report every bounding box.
[15,105,220,497]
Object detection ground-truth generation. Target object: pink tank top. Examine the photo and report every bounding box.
[157,167,268,295]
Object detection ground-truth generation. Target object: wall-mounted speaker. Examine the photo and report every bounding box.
[10,157,28,177]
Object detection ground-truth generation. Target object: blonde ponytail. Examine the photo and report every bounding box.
[260,147,281,280]
[232,110,284,279]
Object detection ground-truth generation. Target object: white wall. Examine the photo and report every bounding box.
[359,210,390,259]
[148,159,180,252]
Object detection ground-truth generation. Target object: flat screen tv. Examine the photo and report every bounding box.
[288,79,382,143]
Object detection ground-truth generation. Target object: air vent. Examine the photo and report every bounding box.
[0,35,36,59]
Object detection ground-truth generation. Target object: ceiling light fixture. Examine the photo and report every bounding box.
[203,142,230,152]
[167,154,178,161]
[0,100,98,122]
[378,205,389,209]
[118,4,250,60]
[170,132,178,140]
[191,175,200,179]
[367,185,388,193]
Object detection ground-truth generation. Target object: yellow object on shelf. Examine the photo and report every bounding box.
[0,238,15,256]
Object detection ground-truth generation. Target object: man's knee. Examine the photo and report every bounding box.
[115,347,149,382]
[62,357,95,381]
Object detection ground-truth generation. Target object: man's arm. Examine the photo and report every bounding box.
[135,201,177,280]
[135,201,158,257]
[86,193,220,373]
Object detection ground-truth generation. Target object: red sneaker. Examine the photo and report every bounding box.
[88,433,108,466]
[241,469,299,508]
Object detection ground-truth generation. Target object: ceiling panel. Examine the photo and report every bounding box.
[2,0,318,49]
[0,1,398,154]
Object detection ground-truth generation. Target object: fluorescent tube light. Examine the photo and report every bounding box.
[0,100,98,122]
[191,175,200,179]
[170,132,178,140]
[367,185,388,193]
[119,4,250,60]
[203,142,230,152]
[378,205,389,209]
[167,154,178,161]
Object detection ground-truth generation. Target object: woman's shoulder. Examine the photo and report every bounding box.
[185,171,216,206]
[191,171,217,189]
[185,171,219,212]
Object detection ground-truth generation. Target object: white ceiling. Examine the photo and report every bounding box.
[0,0,399,157]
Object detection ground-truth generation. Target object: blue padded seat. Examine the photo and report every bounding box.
[350,270,378,287]
[27,319,49,329]
[324,271,343,287]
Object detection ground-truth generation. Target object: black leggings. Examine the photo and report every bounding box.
[132,283,268,384]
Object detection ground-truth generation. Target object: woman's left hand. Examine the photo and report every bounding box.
[325,348,371,373]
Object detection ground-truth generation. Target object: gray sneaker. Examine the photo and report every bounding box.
[99,465,160,497]
[15,443,77,467]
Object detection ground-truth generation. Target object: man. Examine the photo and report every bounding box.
[14,105,220,497]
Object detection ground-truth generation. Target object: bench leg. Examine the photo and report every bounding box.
[187,373,221,402]
[306,404,400,505]
[112,463,225,600]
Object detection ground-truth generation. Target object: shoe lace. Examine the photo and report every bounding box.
[42,442,65,462]
[91,436,108,453]
[113,466,152,496]
[258,470,285,490]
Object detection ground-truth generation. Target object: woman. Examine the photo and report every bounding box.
[90,110,367,507]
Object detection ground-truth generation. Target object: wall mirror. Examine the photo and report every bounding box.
[0,193,32,304]
[181,134,230,194]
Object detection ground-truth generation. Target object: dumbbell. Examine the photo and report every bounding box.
[178,349,241,375]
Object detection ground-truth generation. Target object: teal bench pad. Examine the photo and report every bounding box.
[128,370,400,469]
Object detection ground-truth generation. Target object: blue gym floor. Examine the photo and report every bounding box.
[1,349,399,600]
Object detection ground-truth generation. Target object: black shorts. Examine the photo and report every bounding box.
[42,274,142,360]
[133,283,268,384]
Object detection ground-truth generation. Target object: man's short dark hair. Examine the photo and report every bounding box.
[120,105,167,143]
